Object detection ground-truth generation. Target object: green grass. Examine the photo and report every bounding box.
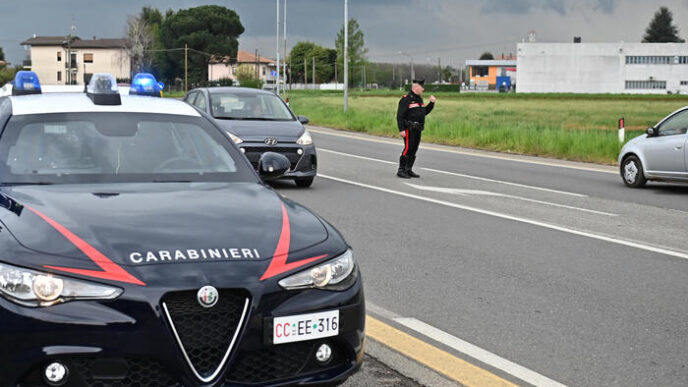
[286,91,688,164]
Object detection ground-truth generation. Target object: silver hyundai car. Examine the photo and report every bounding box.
[619,107,688,187]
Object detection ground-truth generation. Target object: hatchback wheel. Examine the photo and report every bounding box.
[621,155,647,188]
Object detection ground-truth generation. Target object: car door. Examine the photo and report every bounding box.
[643,109,688,177]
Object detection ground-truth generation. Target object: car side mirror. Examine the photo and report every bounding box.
[297,116,309,125]
[258,152,291,180]
[646,127,655,136]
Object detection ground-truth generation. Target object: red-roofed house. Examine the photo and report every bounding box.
[21,35,130,85]
[208,50,277,83]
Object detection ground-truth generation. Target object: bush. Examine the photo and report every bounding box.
[406,84,461,93]
[239,79,263,89]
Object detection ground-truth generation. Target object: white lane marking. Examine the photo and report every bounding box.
[405,183,616,217]
[318,174,688,261]
[319,148,588,198]
[319,148,396,165]
[310,127,617,174]
[422,167,588,198]
[395,317,568,387]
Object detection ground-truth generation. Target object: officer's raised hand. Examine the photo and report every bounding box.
[429,95,437,103]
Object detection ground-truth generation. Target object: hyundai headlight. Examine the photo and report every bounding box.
[279,249,355,290]
[0,262,122,307]
[226,131,243,144]
[296,131,313,146]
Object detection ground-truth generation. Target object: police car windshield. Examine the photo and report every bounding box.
[209,92,294,121]
[0,112,257,185]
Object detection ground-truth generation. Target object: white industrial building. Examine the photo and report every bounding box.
[517,42,688,94]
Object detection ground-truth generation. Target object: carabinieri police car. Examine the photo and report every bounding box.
[0,72,364,386]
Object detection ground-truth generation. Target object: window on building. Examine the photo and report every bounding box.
[625,80,667,89]
[262,67,266,76]
[83,53,93,63]
[57,51,62,62]
[472,66,489,77]
[57,71,62,82]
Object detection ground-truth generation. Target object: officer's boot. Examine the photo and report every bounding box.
[406,156,420,178]
[397,156,411,178]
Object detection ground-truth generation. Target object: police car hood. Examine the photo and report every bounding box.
[0,182,330,269]
[213,119,304,142]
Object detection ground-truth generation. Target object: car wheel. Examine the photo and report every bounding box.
[295,177,315,188]
[621,155,647,188]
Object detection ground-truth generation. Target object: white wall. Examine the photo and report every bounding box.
[517,43,688,94]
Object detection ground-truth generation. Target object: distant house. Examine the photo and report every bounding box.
[20,35,131,85]
[208,50,277,83]
[465,59,517,90]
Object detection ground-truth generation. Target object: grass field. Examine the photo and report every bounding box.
[285,90,688,164]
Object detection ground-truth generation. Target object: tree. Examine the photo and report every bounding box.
[288,42,335,83]
[124,15,154,75]
[160,5,244,85]
[335,19,368,86]
[235,64,256,82]
[0,47,5,62]
[479,52,494,60]
[643,7,684,43]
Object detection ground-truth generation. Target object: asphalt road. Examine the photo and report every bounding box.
[273,127,688,387]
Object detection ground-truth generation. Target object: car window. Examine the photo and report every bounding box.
[0,112,257,185]
[209,92,294,121]
[183,91,197,103]
[658,110,688,136]
[193,93,207,110]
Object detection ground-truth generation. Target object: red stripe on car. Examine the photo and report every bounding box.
[26,205,146,286]
[260,203,327,281]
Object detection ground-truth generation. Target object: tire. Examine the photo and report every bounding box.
[621,155,647,188]
[295,177,315,188]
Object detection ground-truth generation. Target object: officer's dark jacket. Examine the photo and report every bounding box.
[396,90,434,132]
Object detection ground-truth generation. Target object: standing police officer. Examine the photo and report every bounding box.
[396,79,436,178]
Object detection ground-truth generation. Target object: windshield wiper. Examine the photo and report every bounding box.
[0,182,54,186]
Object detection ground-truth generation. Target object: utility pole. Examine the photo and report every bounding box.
[343,0,348,111]
[283,0,287,92]
[363,65,366,89]
[255,49,259,79]
[334,62,337,89]
[438,57,441,83]
[303,59,307,89]
[312,57,315,88]
[184,44,188,92]
[276,0,280,95]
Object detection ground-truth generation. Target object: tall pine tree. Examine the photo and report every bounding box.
[642,7,684,43]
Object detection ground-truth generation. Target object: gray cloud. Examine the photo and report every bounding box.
[0,0,683,70]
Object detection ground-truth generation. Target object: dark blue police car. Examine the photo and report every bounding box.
[0,72,364,386]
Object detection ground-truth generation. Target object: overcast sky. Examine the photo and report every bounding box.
[2,0,688,67]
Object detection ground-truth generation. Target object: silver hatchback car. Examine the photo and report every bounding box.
[619,107,688,187]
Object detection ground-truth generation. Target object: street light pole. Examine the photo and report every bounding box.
[343,0,348,111]
[398,51,414,82]
[276,0,280,95]
[283,0,287,92]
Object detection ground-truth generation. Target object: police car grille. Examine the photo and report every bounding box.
[224,341,312,384]
[242,147,301,170]
[162,290,249,379]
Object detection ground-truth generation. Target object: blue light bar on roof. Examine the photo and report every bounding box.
[130,73,164,97]
[11,71,42,96]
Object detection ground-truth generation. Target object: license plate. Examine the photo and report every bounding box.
[273,310,339,344]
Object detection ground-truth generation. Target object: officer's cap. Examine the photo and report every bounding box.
[412,79,425,86]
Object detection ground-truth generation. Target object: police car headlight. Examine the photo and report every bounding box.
[0,262,122,307]
[296,131,313,146]
[279,249,355,290]
[226,131,243,144]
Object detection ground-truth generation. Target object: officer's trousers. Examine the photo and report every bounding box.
[401,127,422,158]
